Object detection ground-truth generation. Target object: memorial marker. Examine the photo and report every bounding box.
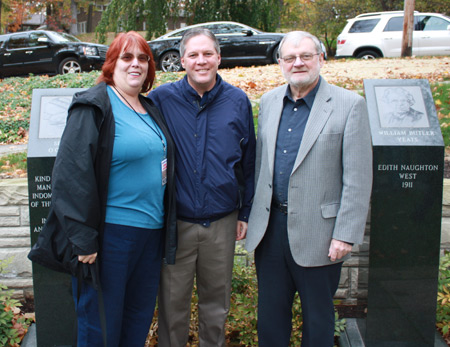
[28,88,84,347]
[340,79,446,346]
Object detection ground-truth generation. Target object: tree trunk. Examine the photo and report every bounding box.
[70,0,78,35]
[0,0,2,34]
[87,4,93,33]
[401,0,415,57]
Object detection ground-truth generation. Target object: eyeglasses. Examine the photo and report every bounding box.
[280,53,320,64]
[119,53,150,63]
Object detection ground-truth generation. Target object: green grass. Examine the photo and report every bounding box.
[0,152,27,174]
[431,83,450,152]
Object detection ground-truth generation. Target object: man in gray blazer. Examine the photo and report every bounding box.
[245,31,372,346]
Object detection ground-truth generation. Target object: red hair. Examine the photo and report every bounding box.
[97,31,155,93]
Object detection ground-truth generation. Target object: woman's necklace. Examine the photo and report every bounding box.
[112,85,166,157]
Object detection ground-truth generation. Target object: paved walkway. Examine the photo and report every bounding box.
[0,144,28,156]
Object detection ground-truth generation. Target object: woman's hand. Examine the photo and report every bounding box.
[78,253,97,264]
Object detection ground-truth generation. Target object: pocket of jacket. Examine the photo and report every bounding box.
[317,133,342,142]
[321,203,340,218]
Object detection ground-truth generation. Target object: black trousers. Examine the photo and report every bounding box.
[255,207,342,347]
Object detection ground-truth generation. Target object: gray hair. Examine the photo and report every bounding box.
[278,31,322,58]
[180,28,221,57]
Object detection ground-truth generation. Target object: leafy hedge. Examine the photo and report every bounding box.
[0,71,188,144]
[0,72,100,143]
[0,259,33,347]
[437,251,450,341]
[146,247,346,346]
[146,248,450,346]
[1,72,449,150]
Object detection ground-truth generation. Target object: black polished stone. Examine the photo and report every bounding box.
[27,89,85,346]
[28,157,76,347]
[340,79,446,347]
[366,146,443,346]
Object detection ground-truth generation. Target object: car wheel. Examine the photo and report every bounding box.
[356,50,380,59]
[59,58,82,74]
[160,51,182,72]
[272,44,280,64]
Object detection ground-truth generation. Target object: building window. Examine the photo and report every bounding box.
[95,4,108,11]
[78,21,87,34]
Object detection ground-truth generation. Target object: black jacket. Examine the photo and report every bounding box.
[32,82,177,269]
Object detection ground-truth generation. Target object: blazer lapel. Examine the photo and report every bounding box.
[265,87,285,177]
[292,80,332,173]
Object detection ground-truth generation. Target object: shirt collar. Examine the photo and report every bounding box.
[284,76,322,109]
[182,73,223,106]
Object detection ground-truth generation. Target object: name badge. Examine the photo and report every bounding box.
[161,158,168,186]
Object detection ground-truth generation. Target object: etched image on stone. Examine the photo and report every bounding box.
[38,96,72,138]
[375,86,429,128]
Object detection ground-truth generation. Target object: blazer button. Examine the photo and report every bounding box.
[266,207,270,212]
[268,184,272,188]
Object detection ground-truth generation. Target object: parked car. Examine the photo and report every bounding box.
[0,30,108,78]
[336,11,450,59]
[148,21,286,72]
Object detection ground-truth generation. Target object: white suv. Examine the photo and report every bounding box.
[336,11,450,59]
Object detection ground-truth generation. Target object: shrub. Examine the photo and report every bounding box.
[437,251,450,337]
[0,258,33,347]
[147,246,346,346]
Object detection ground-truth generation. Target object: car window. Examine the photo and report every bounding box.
[203,24,221,34]
[59,32,80,42]
[167,28,188,38]
[46,31,80,43]
[215,23,246,34]
[417,16,450,31]
[7,34,29,49]
[383,17,404,32]
[29,32,48,47]
[349,19,380,33]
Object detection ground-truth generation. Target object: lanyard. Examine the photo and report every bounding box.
[112,86,166,157]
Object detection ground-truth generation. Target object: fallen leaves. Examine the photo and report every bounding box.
[0,56,448,145]
[218,56,450,99]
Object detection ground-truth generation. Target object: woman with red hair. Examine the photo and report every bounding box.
[47,31,176,346]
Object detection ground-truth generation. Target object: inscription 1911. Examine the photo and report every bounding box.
[377,164,439,189]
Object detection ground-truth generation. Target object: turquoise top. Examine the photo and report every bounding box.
[105,86,166,229]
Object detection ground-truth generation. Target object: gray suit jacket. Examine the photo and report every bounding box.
[245,78,373,267]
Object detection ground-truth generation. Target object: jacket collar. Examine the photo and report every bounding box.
[181,73,224,107]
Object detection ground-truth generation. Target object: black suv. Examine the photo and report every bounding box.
[0,30,108,77]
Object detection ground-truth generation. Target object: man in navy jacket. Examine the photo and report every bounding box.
[148,28,256,346]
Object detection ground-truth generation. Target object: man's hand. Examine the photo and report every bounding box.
[78,253,97,264]
[236,221,248,241]
[328,239,352,262]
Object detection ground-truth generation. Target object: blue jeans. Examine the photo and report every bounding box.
[72,223,163,347]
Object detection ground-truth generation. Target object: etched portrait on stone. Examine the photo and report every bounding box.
[38,96,72,138]
[375,86,429,128]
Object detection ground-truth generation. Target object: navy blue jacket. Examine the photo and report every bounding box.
[148,74,256,225]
